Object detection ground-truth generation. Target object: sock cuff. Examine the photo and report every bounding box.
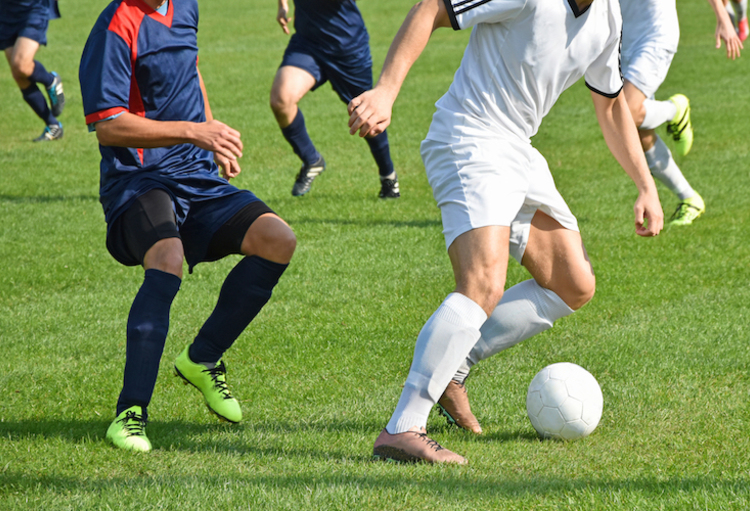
[240,255,288,290]
[21,83,41,96]
[281,108,305,135]
[143,268,182,301]
[533,281,575,320]
[440,293,488,328]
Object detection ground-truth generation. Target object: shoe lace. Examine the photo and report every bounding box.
[667,113,688,139]
[118,410,147,437]
[417,432,445,452]
[204,362,234,400]
[670,201,700,221]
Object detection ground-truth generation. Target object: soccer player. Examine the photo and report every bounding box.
[1,0,65,141]
[80,0,296,452]
[617,0,741,227]
[433,0,744,442]
[271,0,400,198]
[348,0,663,464]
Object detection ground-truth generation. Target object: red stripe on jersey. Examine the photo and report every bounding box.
[108,0,149,165]
[147,0,173,27]
[85,106,128,125]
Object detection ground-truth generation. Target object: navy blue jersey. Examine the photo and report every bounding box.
[80,0,241,227]
[292,0,368,56]
[0,0,59,20]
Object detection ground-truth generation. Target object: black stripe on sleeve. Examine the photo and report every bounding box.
[585,82,622,99]
[443,0,460,30]
[455,0,495,16]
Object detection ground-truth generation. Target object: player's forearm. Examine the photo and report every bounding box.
[707,0,731,22]
[593,93,656,194]
[375,0,448,101]
[95,112,203,148]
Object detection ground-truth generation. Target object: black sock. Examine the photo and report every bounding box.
[21,84,56,126]
[365,130,395,177]
[30,61,54,88]
[189,256,288,364]
[116,269,181,420]
[280,109,320,166]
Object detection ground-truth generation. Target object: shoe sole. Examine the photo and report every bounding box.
[173,367,240,424]
[373,445,423,463]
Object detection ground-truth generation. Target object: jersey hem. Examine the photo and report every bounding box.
[585,82,622,99]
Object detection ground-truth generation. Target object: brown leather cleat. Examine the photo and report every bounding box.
[372,428,467,464]
[437,380,483,434]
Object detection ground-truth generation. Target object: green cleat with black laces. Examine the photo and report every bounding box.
[174,345,242,423]
[106,406,151,452]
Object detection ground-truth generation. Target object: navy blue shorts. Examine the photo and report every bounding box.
[0,5,50,50]
[107,188,274,272]
[280,34,373,104]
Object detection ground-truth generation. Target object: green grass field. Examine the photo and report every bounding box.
[1,0,750,509]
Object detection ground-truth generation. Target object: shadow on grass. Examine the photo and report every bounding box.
[288,216,441,229]
[2,469,749,502]
[0,194,99,204]
[0,417,383,461]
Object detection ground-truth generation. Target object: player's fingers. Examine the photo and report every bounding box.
[225,159,241,179]
[347,98,360,116]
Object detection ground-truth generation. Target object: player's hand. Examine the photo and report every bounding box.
[192,120,243,178]
[633,189,663,237]
[348,89,394,138]
[216,154,241,180]
[277,5,292,34]
[716,19,743,59]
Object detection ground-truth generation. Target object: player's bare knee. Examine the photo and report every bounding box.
[565,273,596,311]
[457,275,505,315]
[270,226,297,263]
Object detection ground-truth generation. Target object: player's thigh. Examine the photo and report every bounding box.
[240,213,296,264]
[522,211,594,310]
[447,225,511,315]
[200,197,295,265]
[271,65,317,106]
[7,37,39,74]
[107,188,184,272]
[623,80,647,126]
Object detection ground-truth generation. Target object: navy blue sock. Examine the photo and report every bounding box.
[21,84,56,126]
[116,269,182,420]
[280,109,320,166]
[366,130,395,177]
[189,256,288,364]
[30,61,54,88]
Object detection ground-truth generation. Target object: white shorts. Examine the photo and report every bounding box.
[421,136,579,264]
[621,43,675,99]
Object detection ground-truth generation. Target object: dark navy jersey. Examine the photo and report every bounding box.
[0,0,59,20]
[292,0,369,56]
[80,0,240,226]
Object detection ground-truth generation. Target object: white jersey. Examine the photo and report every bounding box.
[620,0,680,54]
[427,0,623,144]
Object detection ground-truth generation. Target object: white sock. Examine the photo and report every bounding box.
[732,0,747,21]
[386,293,487,434]
[454,280,574,382]
[645,136,696,200]
[727,1,738,27]
[640,99,677,130]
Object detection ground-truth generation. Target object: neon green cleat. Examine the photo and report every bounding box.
[174,345,242,423]
[669,193,705,226]
[106,406,152,452]
[666,94,693,156]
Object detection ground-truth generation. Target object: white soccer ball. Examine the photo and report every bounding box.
[526,362,603,441]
